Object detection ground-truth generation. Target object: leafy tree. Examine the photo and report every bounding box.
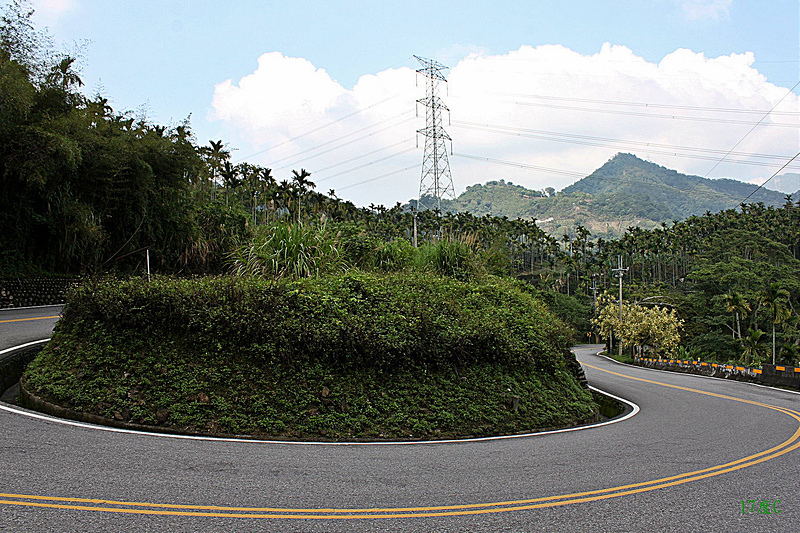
[760,282,791,364]
[723,291,750,342]
[291,168,315,222]
[742,328,765,366]
[593,294,682,357]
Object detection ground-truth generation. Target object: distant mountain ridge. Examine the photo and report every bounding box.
[442,153,788,237]
[562,153,786,221]
[769,172,800,195]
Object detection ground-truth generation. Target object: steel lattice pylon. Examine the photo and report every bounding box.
[414,55,455,214]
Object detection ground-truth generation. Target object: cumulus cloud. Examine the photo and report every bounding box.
[213,53,350,145]
[211,44,799,207]
[675,0,733,21]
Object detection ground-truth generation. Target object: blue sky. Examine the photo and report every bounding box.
[30,0,800,206]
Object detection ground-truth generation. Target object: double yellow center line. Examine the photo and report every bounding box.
[0,361,798,519]
[0,315,60,324]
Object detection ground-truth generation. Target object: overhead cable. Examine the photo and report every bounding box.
[739,152,800,205]
[271,114,415,170]
[337,165,419,192]
[233,94,403,162]
[452,153,587,178]
[704,81,800,179]
[316,147,417,183]
[451,122,800,171]
[485,92,800,117]
[510,100,798,128]
[313,139,414,174]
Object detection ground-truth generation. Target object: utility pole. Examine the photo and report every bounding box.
[612,256,628,356]
[413,55,455,242]
[590,275,599,343]
[413,210,418,248]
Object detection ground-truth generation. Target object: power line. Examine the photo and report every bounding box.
[483,92,800,117]
[336,164,419,192]
[453,120,793,160]
[704,81,800,179]
[470,83,800,203]
[233,94,404,162]
[452,153,586,178]
[451,121,800,171]
[315,147,417,183]
[312,139,413,174]
[453,120,786,161]
[270,114,415,170]
[739,152,800,205]
[452,64,799,84]
[510,100,798,128]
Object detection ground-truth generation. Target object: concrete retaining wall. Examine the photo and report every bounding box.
[0,343,45,396]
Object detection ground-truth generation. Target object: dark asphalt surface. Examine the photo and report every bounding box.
[0,305,61,358]
[1,309,799,532]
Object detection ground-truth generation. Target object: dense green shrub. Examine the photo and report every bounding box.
[329,222,382,269]
[526,288,591,341]
[373,238,415,272]
[56,272,571,372]
[26,271,592,439]
[25,271,594,439]
[26,337,594,439]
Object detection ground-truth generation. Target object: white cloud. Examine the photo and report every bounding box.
[676,0,733,21]
[213,52,350,145]
[212,52,419,204]
[434,43,489,69]
[211,44,800,208]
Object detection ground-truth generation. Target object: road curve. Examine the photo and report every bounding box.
[1,310,798,532]
[0,305,61,351]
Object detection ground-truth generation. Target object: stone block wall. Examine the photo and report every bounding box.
[0,278,76,308]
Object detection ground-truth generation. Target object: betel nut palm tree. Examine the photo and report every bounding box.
[291,168,315,223]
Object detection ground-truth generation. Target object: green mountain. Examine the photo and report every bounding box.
[443,153,787,238]
[562,153,785,219]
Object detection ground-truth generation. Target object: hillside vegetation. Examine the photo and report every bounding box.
[442,154,787,238]
[25,270,596,440]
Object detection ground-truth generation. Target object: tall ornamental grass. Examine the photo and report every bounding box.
[228,222,344,280]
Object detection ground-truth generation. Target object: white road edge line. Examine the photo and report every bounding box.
[0,304,63,312]
[0,339,49,356]
[0,342,639,446]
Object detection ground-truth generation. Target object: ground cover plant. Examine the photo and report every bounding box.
[24,272,598,440]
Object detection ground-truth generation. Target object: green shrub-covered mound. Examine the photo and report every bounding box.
[24,272,598,440]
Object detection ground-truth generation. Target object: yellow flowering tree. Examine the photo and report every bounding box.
[593,293,683,357]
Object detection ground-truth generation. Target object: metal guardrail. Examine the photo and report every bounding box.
[635,357,800,389]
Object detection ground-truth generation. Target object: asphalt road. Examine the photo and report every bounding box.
[1,309,798,532]
[0,305,61,355]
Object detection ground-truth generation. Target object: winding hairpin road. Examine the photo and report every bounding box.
[1,306,798,532]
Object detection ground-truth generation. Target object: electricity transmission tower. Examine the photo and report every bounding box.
[414,55,455,221]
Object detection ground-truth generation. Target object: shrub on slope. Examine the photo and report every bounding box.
[25,272,596,439]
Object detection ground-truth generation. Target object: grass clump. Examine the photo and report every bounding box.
[228,222,344,280]
[415,236,484,281]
